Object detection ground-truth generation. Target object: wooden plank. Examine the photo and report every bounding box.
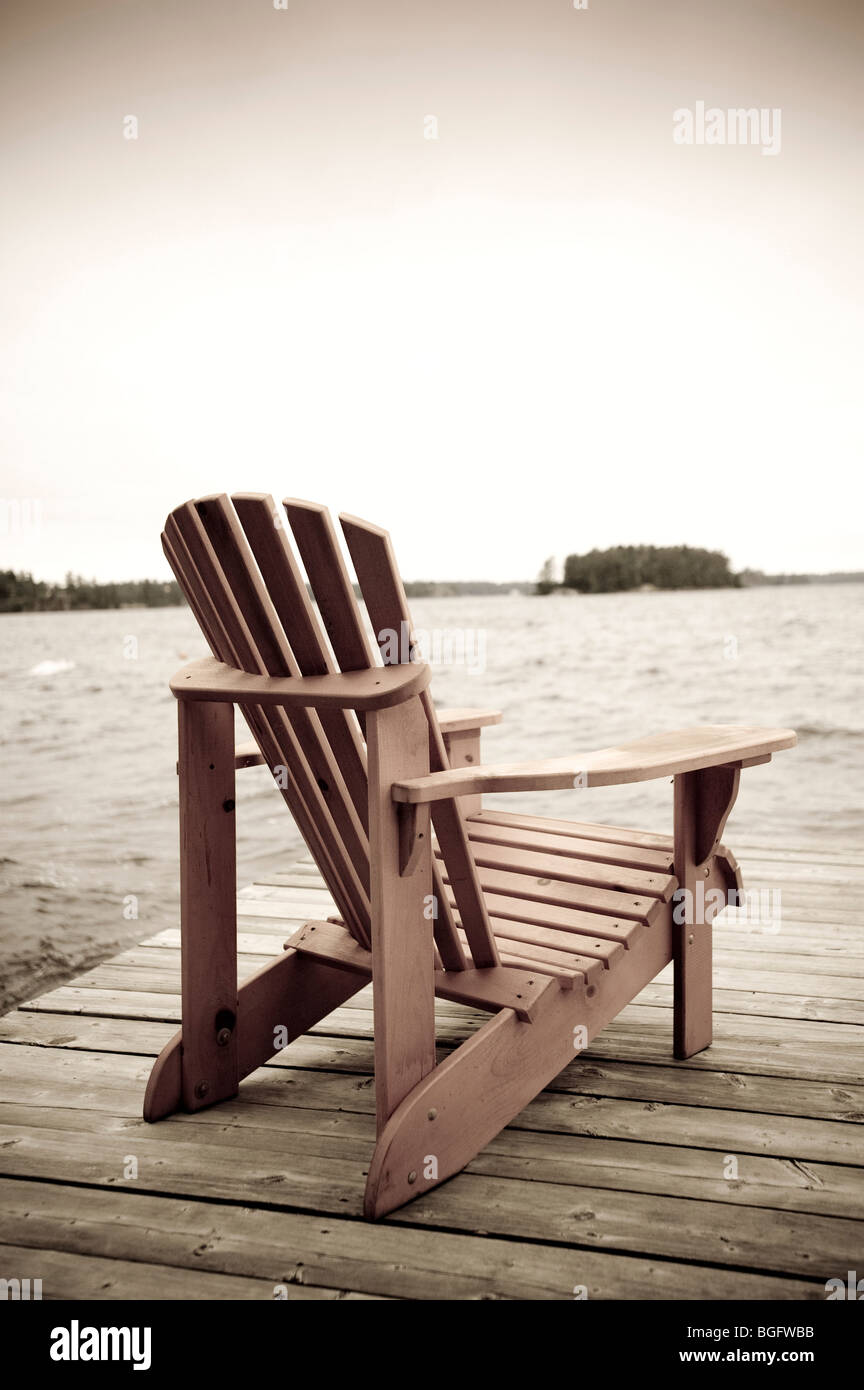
[583,1007,864,1082]
[454,892,645,948]
[447,860,665,924]
[715,921,864,945]
[462,837,676,900]
[2,1100,857,1277]
[484,917,627,971]
[18,1024,852,1136]
[656,961,864,1001]
[3,993,863,1087]
[20,965,864,1034]
[467,815,674,872]
[0,1243,374,1300]
[403,1176,864,1275]
[5,1047,863,1170]
[639,983,864,1026]
[472,810,676,851]
[3,1091,862,1222]
[0,1180,820,1301]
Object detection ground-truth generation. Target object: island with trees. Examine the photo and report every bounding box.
[535,547,864,595]
[559,544,738,593]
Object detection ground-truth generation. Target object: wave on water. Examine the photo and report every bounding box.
[28,659,76,676]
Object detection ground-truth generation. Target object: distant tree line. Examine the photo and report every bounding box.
[0,571,183,613]
[736,569,864,587]
[402,580,534,597]
[1,569,537,613]
[557,545,739,594]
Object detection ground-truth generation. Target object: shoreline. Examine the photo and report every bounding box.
[3,575,864,616]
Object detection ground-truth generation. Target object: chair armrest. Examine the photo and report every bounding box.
[391,724,796,804]
[436,707,503,735]
[170,656,431,709]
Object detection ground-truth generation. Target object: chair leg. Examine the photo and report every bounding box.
[673,767,740,1058]
[366,699,436,1133]
[673,771,711,1057]
[144,948,367,1120]
[174,698,240,1110]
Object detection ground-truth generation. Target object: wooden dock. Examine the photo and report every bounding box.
[1,842,862,1300]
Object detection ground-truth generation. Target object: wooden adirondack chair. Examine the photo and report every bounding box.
[143,493,796,1219]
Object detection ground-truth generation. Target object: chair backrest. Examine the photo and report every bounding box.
[162,493,499,971]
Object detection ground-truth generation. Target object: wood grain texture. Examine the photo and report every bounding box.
[170,655,430,709]
[366,700,436,1129]
[136,492,799,1250]
[340,507,498,968]
[436,708,503,734]
[2,841,861,1298]
[283,496,466,974]
[393,726,797,802]
[175,698,238,1113]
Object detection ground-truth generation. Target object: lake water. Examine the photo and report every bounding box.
[1,584,862,1011]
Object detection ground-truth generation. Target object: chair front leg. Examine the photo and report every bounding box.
[177,697,239,1110]
[673,765,740,1059]
[366,698,436,1132]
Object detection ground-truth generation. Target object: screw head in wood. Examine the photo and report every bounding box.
[194,1081,210,1100]
[427,1108,437,1120]
[407,1170,417,1184]
[216,1028,232,1046]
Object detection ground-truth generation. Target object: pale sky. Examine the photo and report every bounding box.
[1,0,862,582]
